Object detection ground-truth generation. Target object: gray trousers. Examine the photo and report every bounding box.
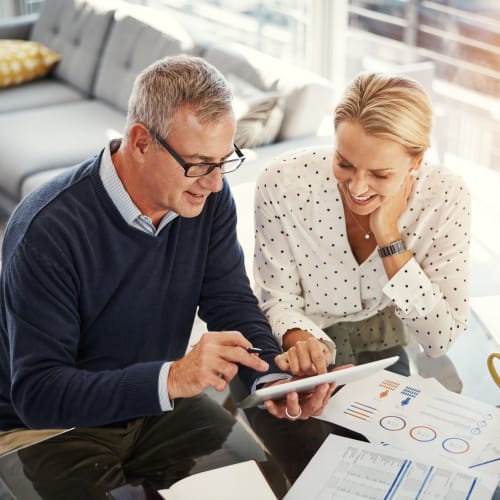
[11,394,286,500]
[324,306,410,376]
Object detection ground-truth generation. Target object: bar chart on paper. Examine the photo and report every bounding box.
[318,370,500,471]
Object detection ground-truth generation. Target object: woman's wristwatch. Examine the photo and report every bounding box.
[377,239,406,258]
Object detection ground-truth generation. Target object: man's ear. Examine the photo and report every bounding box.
[128,124,151,160]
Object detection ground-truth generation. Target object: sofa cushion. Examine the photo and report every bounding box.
[0,78,85,113]
[227,73,284,149]
[203,42,334,142]
[93,4,197,112]
[0,101,125,201]
[235,98,285,149]
[30,0,116,94]
[0,40,60,88]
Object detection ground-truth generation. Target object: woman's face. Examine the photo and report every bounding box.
[333,120,420,216]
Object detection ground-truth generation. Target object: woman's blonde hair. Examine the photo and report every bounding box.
[334,72,433,158]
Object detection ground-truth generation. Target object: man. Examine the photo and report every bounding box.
[0,56,334,496]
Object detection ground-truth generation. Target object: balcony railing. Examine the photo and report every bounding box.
[347,0,500,171]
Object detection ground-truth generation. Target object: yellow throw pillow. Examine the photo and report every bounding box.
[0,40,60,88]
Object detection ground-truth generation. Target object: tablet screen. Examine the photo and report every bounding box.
[238,355,399,409]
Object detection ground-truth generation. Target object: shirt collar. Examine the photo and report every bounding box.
[99,139,178,235]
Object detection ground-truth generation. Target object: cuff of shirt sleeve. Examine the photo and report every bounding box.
[273,315,335,351]
[252,372,292,393]
[252,373,292,410]
[158,362,175,412]
[382,258,440,316]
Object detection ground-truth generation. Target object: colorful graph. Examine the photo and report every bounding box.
[400,386,421,406]
[409,425,437,442]
[379,415,406,431]
[344,401,378,420]
[378,379,400,399]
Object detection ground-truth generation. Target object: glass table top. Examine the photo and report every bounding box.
[0,311,498,500]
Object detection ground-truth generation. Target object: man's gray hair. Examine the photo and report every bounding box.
[124,55,233,141]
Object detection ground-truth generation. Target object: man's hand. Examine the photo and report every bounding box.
[276,330,333,376]
[167,331,269,399]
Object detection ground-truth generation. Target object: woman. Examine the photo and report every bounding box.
[253,72,471,376]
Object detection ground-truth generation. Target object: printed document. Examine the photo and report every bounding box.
[318,369,500,479]
[284,434,498,500]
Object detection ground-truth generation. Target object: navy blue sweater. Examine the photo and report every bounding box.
[0,153,282,430]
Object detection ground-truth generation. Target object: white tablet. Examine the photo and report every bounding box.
[238,355,399,409]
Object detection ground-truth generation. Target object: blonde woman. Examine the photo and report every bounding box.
[254,72,471,376]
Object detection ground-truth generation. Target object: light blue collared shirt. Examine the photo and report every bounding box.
[100,140,176,411]
[100,140,178,235]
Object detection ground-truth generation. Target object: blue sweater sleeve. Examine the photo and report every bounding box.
[3,241,165,429]
[197,182,284,389]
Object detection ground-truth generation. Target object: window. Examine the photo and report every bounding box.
[348,0,500,98]
[146,0,309,67]
[1,0,44,15]
[347,0,500,169]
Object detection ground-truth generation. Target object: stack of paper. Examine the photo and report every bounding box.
[313,369,500,494]
[285,434,498,499]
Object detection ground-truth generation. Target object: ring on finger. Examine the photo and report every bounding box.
[285,406,302,420]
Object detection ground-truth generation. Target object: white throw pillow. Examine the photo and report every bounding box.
[227,73,284,149]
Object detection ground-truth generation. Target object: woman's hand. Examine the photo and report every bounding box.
[276,329,333,376]
[263,364,352,420]
[371,172,415,242]
[264,383,336,421]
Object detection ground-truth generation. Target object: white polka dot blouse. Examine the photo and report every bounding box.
[253,145,471,357]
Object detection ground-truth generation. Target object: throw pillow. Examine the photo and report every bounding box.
[227,73,284,149]
[0,40,60,88]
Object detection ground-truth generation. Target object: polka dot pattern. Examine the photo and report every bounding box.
[254,145,471,356]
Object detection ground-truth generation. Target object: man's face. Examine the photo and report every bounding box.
[142,105,236,220]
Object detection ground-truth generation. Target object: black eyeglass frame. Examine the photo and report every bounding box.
[149,128,245,178]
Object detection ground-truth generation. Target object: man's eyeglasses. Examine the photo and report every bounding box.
[149,128,245,178]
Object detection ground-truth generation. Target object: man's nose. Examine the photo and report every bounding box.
[200,167,224,192]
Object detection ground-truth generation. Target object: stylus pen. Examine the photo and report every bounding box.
[246,347,263,354]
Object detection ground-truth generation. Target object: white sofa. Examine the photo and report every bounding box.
[0,0,334,214]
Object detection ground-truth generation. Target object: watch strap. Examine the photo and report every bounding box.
[377,239,406,258]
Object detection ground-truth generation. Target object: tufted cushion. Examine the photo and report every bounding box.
[30,0,117,94]
[203,42,334,141]
[0,40,60,88]
[0,100,125,201]
[93,4,197,112]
